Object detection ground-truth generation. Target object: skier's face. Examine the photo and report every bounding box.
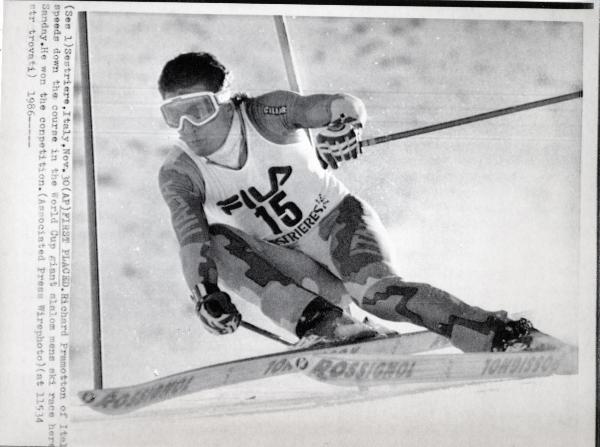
[163,82,234,156]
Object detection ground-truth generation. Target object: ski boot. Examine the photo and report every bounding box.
[294,297,381,349]
[491,317,535,352]
[362,316,399,337]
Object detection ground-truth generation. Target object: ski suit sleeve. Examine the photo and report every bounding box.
[158,153,219,294]
[247,91,367,142]
[286,92,367,129]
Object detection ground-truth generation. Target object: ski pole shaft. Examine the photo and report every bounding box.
[241,321,294,346]
[361,90,583,148]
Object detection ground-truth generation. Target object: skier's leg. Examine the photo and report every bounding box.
[308,195,521,352]
[208,224,357,335]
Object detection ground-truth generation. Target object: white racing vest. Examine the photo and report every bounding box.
[177,102,348,246]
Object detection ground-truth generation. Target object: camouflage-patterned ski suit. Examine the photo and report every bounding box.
[159,91,505,352]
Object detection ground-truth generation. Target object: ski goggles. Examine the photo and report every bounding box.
[160,89,231,130]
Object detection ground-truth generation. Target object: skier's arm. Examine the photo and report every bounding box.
[249,91,366,168]
[249,91,366,136]
[159,159,241,334]
[286,92,367,129]
[288,92,366,169]
[158,160,217,294]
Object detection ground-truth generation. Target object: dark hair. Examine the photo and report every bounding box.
[158,52,229,98]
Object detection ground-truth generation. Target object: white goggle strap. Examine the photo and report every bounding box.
[214,87,231,104]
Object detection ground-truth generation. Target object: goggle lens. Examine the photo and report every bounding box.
[161,92,221,129]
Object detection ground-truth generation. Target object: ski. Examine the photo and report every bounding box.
[78,330,448,415]
[78,330,576,416]
[307,345,577,386]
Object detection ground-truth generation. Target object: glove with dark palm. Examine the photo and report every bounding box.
[194,290,242,335]
[315,116,363,169]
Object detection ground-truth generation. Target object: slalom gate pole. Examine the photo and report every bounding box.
[274,15,302,93]
[79,11,104,390]
[274,15,314,146]
[361,90,583,148]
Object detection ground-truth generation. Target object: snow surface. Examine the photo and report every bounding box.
[72,374,581,447]
[69,12,589,447]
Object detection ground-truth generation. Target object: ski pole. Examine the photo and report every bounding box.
[361,90,583,148]
[241,321,293,346]
[190,290,293,346]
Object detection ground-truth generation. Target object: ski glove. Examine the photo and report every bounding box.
[195,290,242,335]
[315,117,363,169]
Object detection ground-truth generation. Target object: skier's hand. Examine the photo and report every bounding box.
[315,117,363,169]
[195,291,242,335]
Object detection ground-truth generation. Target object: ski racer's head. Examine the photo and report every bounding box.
[159,52,230,99]
[158,52,234,155]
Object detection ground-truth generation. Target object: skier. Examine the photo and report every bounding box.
[157,52,534,352]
